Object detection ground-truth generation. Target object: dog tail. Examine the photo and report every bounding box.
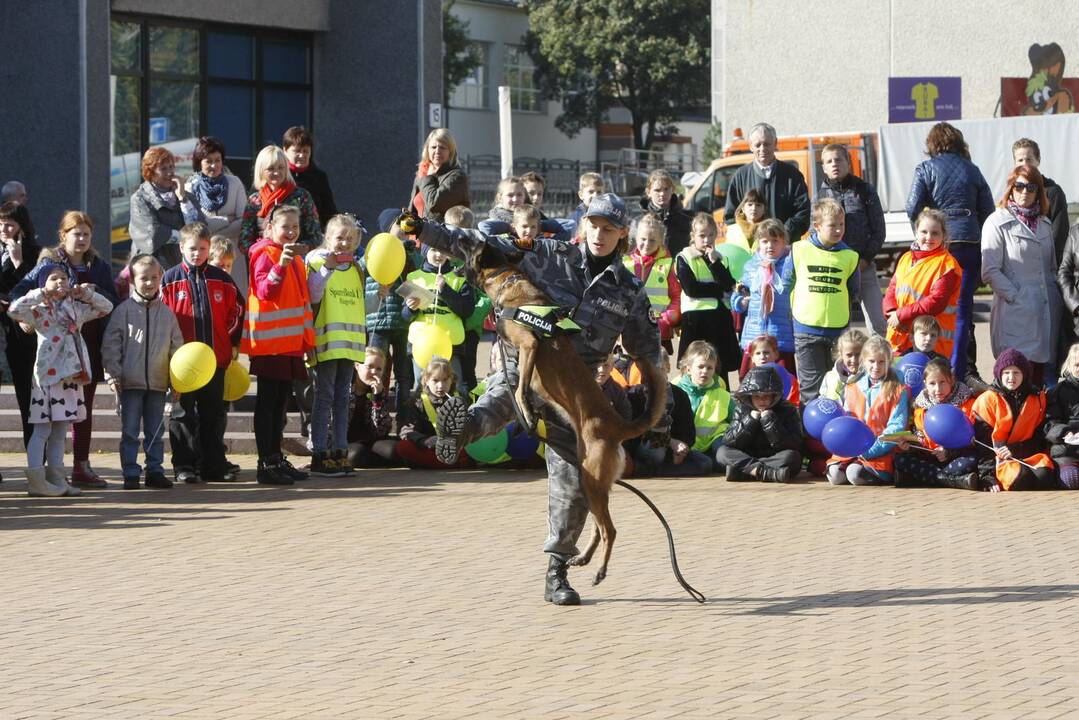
[614,356,669,443]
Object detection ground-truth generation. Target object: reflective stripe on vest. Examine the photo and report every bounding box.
[241,243,315,356]
[623,256,673,311]
[310,257,367,363]
[885,250,961,358]
[680,255,720,313]
[690,385,731,452]
[790,241,859,328]
[406,269,466,344]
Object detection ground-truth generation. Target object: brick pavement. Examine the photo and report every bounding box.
[3,453,1079,719]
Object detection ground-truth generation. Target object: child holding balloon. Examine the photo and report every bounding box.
[103,254,185,489]
[826,335,910,486]
[973,349,1056,491]
[395,357,472,468]
[242,205,315,486]
[7,263,112,496]
[1046,343,1079,490]
[893,358,980,490]
[735,220,795,380]
[162,222,244,484]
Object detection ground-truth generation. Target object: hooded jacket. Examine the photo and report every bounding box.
[102,291,185,392]
[722,366,803,455]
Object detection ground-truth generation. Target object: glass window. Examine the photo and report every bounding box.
[149,80,199,143]
[208,32,253,80]
[111,20,141,73]
[504,45,542,113]
[263,41,308,84]
[261,88,310,146]
[149,26,198,75]
[207,84,254,162]
[111,76,142,156]
[449,43,488,109]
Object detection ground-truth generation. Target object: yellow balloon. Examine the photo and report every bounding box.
[364,232,406,285]
[412,323,453,369]
[169,341,217,394]
[223,360,251,402]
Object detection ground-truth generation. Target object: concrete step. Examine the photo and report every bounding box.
[0,430,310,455]
[0,387,263,412]
[0,408,301,434]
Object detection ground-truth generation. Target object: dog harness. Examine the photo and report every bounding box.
[500,305,581,339]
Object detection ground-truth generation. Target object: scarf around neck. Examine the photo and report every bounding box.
[189,173,229,212]
[152,183,179,210]
[258,182,298,219]
[1007,200,1040,234]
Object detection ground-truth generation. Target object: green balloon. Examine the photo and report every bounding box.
[716,243,751,282]
[465,429,510,463]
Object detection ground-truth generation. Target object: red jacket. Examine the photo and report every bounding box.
[882,247,961,324]
[161,260,244,368]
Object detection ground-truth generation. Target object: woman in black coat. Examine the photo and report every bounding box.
[408,129,470,223]
[0,201,40,451]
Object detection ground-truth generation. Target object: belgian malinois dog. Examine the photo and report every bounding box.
[460,241,667,586]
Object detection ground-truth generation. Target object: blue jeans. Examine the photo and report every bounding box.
[312,358,354,453]
[949,242,981,380]
[120,389,166,478]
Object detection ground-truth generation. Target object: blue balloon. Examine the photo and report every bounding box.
[821,416,876,457]
[923,404,975,449]
[505,422,541,459]
[763,362,794,399]
[895,352,930,397]
[803,397,846,440]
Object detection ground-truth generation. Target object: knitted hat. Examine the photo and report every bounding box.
[993,348,1032,384]
[37,262,67,289]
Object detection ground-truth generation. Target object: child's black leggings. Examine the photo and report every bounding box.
[254,377,291,460]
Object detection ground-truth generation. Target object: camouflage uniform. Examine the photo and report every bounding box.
[417,222,661,559]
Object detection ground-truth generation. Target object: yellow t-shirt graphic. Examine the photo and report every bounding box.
[912,82,940,119]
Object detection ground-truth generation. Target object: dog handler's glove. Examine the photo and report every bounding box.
[396,209,424,237]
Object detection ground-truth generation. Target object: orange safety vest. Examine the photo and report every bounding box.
[831,380,908,474]
[912,396,976,451]
[886,249,962,359]
[611,362,642,388]
[971,390,1053,489]
[240,243,316,357]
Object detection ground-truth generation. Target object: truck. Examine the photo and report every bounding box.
[682,113,1079,271]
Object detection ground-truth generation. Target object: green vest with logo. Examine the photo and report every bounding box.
[310,257,366,363]
[623,255,673,312]
[406,268,467,345]
[679,255,721,313]
[790,240,859,329]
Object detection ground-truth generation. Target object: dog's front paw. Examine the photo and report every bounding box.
[567,554,589,567]
[592,568,607,586]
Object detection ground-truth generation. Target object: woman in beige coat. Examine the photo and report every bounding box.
[981,165,1062,386]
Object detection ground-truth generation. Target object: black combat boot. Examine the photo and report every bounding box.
[757,465,792,483]
[544,556,581,606]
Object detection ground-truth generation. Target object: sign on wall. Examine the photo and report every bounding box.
[888,77,961,123]
[1001,42,1076,116]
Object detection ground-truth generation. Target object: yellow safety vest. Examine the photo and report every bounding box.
[309,256,366,363]
[885,249,961,358]
[406,269,467,345]
[681,381,731,452]
[624,255,673,312]
[679,255,720,313]
[790,240,859,329]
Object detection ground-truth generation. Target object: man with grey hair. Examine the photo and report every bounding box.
[1,180,27,205]
[723,122,810,240]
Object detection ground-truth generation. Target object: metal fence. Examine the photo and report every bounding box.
[462,155,598,218]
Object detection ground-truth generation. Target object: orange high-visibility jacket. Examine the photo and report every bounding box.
[913,396,976,451]
[972,389,1053,489]
[886,250,961,359]
[241,242,315,357]
[831,380,907,474]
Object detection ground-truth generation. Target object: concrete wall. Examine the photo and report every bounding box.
[447,0,596,163]
[0,0,111,255]
[112,0,331,30]
[719,0,1079,139]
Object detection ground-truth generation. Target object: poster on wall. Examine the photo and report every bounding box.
[888,77,961,123]
[1000,42,1076,116]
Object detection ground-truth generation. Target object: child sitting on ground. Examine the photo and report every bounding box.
[396,357,472,469]
[675,339,735,471]
[827,335,910,486]
[103,254,185,490]
[973,348,1056,491]
[623,212,681,354]
[895,358,980,490]
[716,365,803,483]
[819,328,867,402]
[898,315,947,363]
[735,219,794,378]
[1046,342,1079,490]
[632,351,714,477]
[346,347,396,468]
[724,188,770,252]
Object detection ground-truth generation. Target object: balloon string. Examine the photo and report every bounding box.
[973,438,1038,470]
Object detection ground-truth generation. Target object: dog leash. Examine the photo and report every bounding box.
[614,478,706,604]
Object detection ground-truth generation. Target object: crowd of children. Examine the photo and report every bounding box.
[4,130,1079,497]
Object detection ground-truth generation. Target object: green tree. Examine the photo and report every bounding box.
[523,0,710,150]
[443,1,482,110]
[700,119,724,164]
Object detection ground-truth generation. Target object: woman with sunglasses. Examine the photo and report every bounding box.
[906,122,995,387]
[981,165,1062,387]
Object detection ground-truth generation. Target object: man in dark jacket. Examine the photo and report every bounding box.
[817,143,888,335]
[283,126,337,228]
[723,122,811,240]
[1012,138,1069,261]
[715,365,803,482]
